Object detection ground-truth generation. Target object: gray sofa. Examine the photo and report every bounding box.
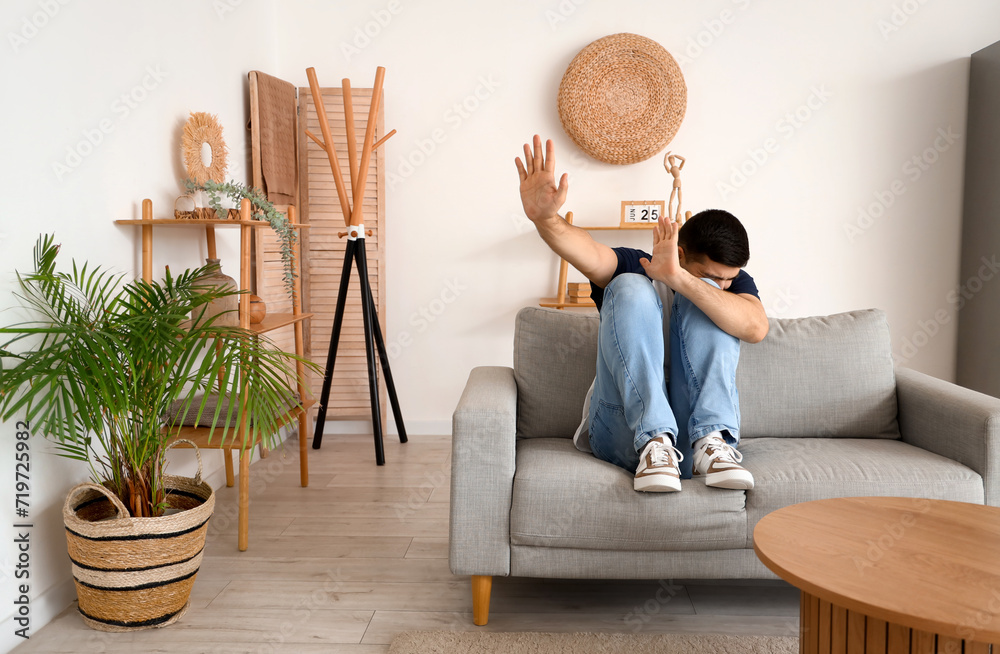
[449,306,1000,625]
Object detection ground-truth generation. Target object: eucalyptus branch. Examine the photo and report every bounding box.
[184,179,298,299]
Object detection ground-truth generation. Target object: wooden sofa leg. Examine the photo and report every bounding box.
[472,575,492,626]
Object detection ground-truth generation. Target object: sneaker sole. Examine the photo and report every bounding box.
[634,475,682,492]
[698,470,754,490]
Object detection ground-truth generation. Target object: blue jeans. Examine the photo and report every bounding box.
[588,274,741,478]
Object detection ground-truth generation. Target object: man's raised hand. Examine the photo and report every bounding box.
[515,135,569,224]
[639,214,683,286]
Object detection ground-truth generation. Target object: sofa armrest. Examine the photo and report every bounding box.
[896,367,1000,505]
[449,366,517,576]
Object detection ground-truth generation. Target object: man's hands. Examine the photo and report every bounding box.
[514,136,618,287]
[639,214,684,286]
[515,135,568,224]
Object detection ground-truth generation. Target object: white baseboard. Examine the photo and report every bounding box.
[315,419,451,436]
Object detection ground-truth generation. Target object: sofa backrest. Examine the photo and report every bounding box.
[512,306,899,440]
[736,309,899,439]
[514,307,598,439]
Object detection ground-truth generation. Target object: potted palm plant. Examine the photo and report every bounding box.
[0,234,318,631]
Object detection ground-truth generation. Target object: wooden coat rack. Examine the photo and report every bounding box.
[304,65,406,464]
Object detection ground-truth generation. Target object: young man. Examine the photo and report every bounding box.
[515,136,769,493]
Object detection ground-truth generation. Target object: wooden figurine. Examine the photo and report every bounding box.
[664,151,685,223]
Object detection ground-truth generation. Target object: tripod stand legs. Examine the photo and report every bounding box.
[312,239,355,451]
[355,240,385,465]
[312,236,407,463]
[362,277,408,444]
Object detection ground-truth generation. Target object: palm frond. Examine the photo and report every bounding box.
[0,234,321,516]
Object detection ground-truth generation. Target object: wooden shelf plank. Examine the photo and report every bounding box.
[116,219,310,228]
[164,399,316,449]
[539,297,596,309]
[581,224,655,230]
[250,312,314,334]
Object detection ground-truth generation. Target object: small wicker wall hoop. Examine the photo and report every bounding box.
[557,33,687,165]
[182,112,228,184]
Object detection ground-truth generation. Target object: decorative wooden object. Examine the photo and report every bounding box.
[248,294,267,324]
[619,200,665,228]
[754,496,1000,652]
[303,65,406,465]
[116,199,313,551]
[664,151,685,223]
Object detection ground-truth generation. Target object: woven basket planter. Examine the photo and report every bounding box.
[62,441,214,632]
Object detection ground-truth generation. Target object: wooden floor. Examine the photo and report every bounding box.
[14,432,800,653]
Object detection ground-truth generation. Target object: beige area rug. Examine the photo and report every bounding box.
[389,631,799,653]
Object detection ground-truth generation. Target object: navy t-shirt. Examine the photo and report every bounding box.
[591,247,760,311]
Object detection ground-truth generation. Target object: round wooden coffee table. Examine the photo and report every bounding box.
[754,497,1000,653]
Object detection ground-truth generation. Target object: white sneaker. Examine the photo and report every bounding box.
[634,435,683,493]
[693,433,754,490]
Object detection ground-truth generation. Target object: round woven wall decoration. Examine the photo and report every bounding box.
[558,33,686,165]
[182,112,228,184]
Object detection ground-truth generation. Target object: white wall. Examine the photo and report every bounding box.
[275,0,1000,432]
[1,0,999,648]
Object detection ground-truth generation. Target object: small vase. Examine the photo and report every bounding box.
[248,294,267,324]
[192,259,238,327]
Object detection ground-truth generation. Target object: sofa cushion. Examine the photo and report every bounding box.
[736,309,899,438]
[514,306,599,439]
[741,437,984,547]
[510,438,748,551]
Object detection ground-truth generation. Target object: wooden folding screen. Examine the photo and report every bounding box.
[249,71,387,424]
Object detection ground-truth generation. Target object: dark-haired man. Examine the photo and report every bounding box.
[515,136,769,493]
